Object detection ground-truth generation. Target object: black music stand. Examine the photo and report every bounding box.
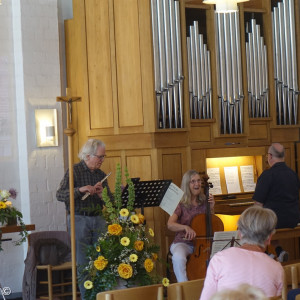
[121,178,172,215]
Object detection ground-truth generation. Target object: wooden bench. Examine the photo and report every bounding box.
[272,225,300,240]
[272,225,300,261]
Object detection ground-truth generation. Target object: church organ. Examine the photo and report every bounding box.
[64,0,300,270]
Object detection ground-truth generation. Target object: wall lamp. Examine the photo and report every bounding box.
[203,0,249,12]
[35,109,58,147]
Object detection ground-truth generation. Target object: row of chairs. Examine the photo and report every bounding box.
[97,261,300,300]
[97,279,204,300]
[27,231,300,300]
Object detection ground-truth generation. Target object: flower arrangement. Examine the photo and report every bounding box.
[82,165,168,299]
[0,188,28,251]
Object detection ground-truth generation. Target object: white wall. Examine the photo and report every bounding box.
[0,0,72,293]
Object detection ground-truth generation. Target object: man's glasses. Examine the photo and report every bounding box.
[190,179,201,185]
[93,154,106,160]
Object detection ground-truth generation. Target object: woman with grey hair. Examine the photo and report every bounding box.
[200,206,284,300]
[167,170,215,282]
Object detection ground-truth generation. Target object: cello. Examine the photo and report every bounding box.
[186,173,224,280]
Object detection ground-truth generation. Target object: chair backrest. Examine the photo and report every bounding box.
[167,278,205,300]
[28,231,71,248]
[96,284,164,300]
[282,263,300,300]
[27,231,71,265]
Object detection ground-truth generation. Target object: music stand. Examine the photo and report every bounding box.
[210,231,241,258]
[121,178,172,215]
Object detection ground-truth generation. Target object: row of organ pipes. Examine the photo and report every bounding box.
[272,0,298,125]
[245,18,269,119]
[151,0,184,129]
[187,22,213,120]
[150,0,299,131]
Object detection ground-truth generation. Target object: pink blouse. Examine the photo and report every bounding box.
[200,247,284,300]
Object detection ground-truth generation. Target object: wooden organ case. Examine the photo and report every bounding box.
[64,0,300,271]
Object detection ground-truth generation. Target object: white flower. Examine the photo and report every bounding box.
[0,190,10,200]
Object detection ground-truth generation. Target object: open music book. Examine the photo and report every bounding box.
[210,230,240,259]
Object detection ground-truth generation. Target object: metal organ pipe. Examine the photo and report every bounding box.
[150,0,184,129]
[245,18,269,120]
[215,11,244,134]
[272,0,298,125]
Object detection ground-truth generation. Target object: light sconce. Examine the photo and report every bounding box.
[35,109,58,147]
[203,0,249,12]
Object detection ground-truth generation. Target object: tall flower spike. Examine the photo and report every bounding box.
[125,166,135,212]
[114,163,122,211]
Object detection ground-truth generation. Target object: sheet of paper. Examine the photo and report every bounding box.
[159,182,184,215]
[210,231,240,258]
[224,166,241,194]
[207,167,222,195]
[240,165,256,192]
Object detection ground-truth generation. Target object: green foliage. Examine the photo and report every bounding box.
[80,164,162,300]
[0,189,28,251]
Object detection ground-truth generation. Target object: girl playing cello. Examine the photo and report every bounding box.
[167,170,215,282]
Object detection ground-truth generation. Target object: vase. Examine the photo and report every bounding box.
[7,216,17,226]
[115,278,138,290]
[115,278,128,290]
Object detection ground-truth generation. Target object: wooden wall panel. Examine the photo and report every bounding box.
[85,0,114,129]
[101,155,121,190]
[191,149,206,173]
[126,155,152,180]
[114,0,144,128]
[162,154,183,187]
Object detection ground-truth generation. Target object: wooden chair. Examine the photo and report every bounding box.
[282,262,300,300]
[167,278,205,300]
[96,284,164,300]
[24,231,75,300]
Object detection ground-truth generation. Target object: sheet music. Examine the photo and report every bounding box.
[159,183,184,215]
[207,168,222,195]
[210,231,240,258]
[224,166,241,194]
[240,165,256,192]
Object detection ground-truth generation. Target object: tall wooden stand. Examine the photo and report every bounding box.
[57,89,81,300]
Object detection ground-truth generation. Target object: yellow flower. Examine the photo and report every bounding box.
[134,240,144,251]
[108,224,122,235]
[120,208,129,217]
[118,263,133,279]
[94,256,108,270]
[148,228,154,237]
[121,237,130,246]
[96,245,101,252]
[0,202,7,209]
[130,214,140,224]
[144,258,154,273]
[152,253,158,261]
[5,201,12,207]
[137,213,145,224]
[129,254,138,262]
[162,277,169,287]
[84,280,93,289]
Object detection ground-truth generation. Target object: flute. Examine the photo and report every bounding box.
[81,172,112,201]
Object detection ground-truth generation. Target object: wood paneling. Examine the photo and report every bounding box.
[271,128,300,142]
[162,153,183,187]
[190,126,211,142]
[114,0,144,128]
[249,124,268,140]
[126,155,152,181]
[85,0,114,129]
[101,156,121,189]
